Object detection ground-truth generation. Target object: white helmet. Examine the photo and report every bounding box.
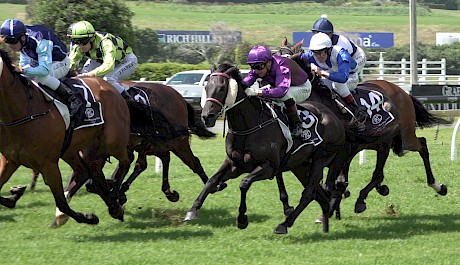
[308,32,332,51]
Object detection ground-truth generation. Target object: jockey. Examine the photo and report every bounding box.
[242,45,312,137]
[299,32,366,130]
[0,18,83,118]
[311,14,367,75]
[67,20,138,100]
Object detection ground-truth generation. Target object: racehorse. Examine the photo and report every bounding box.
[0,47,129,226]
[277,38,450,217]
[183,63,348,233]
[51,81,223,226]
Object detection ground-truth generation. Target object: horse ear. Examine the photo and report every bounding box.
[281,37,288,46]
[211,64,217,72]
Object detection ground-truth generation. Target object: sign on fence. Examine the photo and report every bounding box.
[156,30,242,44]
[411,84,460,103]
[292,32,394,49]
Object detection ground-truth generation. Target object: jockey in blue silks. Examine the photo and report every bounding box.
[0,18,82,118]
[299,32,367,130]
[311,14,367,75]
[242,45,312,137]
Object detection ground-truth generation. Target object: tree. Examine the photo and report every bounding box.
[132,28,163,63]
[27,0,135,47]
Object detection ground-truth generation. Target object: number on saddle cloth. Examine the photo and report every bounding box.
[296,105,324,146]
[352,87,396,133]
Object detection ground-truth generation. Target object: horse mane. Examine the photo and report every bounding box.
[0,47,30,87]
[215,62,243,84]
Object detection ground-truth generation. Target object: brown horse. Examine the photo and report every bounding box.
[184,63,348,233]
[277,38,450,217]
[111,81,223,204]
[0,48,129,226]
[51,81,223,226]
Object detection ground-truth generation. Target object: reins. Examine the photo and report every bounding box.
[0,67,51,127]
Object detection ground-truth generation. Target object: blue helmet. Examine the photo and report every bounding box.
[0,18,26,38]
[247,45,272,64]
[311,15,334,33]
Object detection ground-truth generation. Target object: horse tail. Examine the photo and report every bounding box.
[186,103,216,139]
[411,95,451,129]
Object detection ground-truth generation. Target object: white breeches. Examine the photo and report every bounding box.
[276,80,312,103]
[352,47,367,74]
[321,72,359,98]
[34,56,70,90]
[82,53,138,93]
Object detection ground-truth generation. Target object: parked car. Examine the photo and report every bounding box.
[164,69,258,111]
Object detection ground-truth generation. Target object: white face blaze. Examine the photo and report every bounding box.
[0,56,3,77]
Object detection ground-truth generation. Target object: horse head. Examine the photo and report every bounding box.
[202,63,245,127]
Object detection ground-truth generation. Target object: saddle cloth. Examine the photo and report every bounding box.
[36,78,104,130]
[334,86,396,135]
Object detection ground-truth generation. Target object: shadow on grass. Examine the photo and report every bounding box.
[275,213,460,243]
[123,207,271,229]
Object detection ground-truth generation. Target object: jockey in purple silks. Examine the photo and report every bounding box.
[242,45,312,137]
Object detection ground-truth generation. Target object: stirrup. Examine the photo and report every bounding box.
[290,124,303,137]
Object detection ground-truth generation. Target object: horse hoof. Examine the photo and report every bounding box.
[343,190,351,198]
[237,215,248,229]
[84,213,100,225]
[166,190,180,202]
[119,193,128,205]
[355,202,367,213]
[109,205,125,221]
[377,185,390,196]
[10,185,27,196]
[274,224,288,234]
[52,214,70,228]
[285,206,295,217]
[183,211,197,222]
[315,215,324,224]
[437,184,448,196]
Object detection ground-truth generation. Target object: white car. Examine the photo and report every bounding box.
[164,69,258,110]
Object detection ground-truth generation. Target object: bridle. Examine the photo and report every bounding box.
[205,71,280,136]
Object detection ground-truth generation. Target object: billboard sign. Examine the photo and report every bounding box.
[292,32,394,49]
[156,30,242,44]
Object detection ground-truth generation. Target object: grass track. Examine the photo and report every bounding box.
[1,125,459,264]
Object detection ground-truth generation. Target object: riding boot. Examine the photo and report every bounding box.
[286,104,303,137]
[121,90,133,101]
[55,83,83,118]
[344,94,366,132]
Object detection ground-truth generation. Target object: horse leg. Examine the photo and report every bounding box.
[157,151,181,202]
[30,169,40,190]
[41,162,99,227]
[118,150,146,202]
[237,161,276,229]
[275,155,332,234]
[0,157,25,208]
[184,159,243,221]
[172,142,227,194]
[418,137,447,195]
[275,173,294,216]
[355,144,390,213]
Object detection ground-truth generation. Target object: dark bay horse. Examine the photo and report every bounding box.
[183,63,347,233]
[278,38,450,217]
[0,48,129,226]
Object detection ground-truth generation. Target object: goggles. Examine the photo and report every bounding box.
[72,37,91,45]
[312,48,328,55]
[3,36,20,44]
[249,62,266,71]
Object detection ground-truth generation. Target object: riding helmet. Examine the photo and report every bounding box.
[308,32,332,51]
[247,45,272,64]
[0,18,27,38]
[67,21,96,38]
[311,14,334,33]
